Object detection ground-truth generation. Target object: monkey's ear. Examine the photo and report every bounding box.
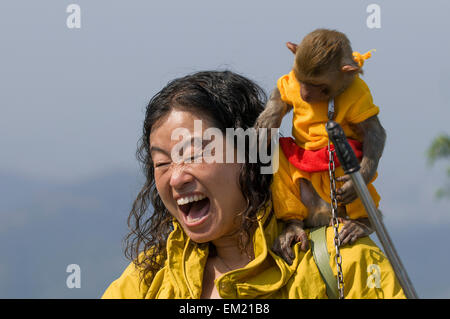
[286,42,298,54]
[341,64,360,73]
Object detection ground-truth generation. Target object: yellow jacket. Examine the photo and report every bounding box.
[102,204,405,299]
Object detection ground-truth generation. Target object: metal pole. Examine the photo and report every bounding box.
[326,120,418,299]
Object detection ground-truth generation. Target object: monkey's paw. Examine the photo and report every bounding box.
[272,220,309,265]
[336,218,373,246]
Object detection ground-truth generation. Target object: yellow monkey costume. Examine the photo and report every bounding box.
[271,51,381,221]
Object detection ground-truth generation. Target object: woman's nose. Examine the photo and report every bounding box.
[169,165,194,189]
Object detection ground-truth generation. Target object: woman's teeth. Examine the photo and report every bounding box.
[176,194,206,206]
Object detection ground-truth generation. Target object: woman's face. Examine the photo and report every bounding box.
[149,108,247,243]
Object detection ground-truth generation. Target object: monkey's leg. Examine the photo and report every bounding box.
[301,178,336,228]
[271,178,315,264]
[339,182,382,245]
[300,178,373,245]
[273,178,328,264]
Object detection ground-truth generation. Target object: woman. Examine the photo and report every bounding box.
[102,70,405,299]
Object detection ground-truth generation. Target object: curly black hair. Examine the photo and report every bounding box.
[124,70,273,285]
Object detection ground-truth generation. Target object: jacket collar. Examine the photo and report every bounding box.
[166,202,300,298]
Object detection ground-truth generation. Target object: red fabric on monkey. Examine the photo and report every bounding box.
[272,70,381,221]
[279,137,363,173]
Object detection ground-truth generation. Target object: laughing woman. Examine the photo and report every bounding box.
[101,71,405,299]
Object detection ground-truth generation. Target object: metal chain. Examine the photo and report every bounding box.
[328,138,345,299]
[327,99,345,299]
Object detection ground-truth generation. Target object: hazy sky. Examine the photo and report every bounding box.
[1,0,449,298]
[2,0,448,222]
[1,0,448,182]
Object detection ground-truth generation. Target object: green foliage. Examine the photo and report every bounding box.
[427,133,450,199]
[427,134,450,165]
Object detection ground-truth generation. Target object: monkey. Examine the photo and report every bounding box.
[254,29,386,265]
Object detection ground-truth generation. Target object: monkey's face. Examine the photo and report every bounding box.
[298,71,353,103]
[299,81,330,103]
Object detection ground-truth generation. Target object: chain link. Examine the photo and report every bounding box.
[328,138,345,299]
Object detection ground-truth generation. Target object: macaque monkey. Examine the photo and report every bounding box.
[255,29,386,264]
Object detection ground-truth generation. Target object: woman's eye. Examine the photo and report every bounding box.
[155,162,170,168]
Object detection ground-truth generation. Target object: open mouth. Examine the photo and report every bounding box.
[177,194,210,225]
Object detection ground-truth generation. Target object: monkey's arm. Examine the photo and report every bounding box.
[254,87,292,130]
[336,115,386,204]
[357,115,386,183]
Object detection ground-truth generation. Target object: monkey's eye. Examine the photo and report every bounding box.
[321,87,329,95]
[307,82,323,88]
[308,83,328,92]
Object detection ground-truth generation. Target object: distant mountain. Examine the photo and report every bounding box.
[0,169,449,298]
[0,169,144,298]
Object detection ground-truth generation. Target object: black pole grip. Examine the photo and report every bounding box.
[325,120,360,174]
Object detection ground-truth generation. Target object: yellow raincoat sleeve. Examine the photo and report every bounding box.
[101,261,150,299]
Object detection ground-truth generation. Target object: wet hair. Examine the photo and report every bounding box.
[124,70,273,285]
